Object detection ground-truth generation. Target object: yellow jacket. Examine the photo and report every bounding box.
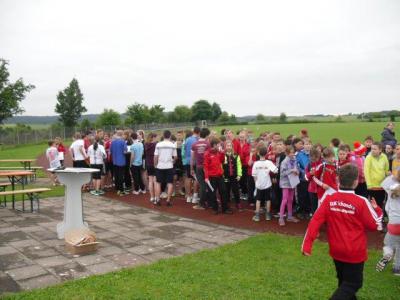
[364,153,390,189]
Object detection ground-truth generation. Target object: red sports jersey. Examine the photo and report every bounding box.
[57,144,66,154]
[313,162,339,199]
[305,159,322,193]
[338,159,350,168]
[233,140,251,167]
[302,190,383,263]
[104,140,112,162]
[203,149,225,179]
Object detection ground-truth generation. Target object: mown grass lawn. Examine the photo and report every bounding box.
[0,142,51,178]
[0,141,71,178]
[213,121,398,145]
[0,142,65,202]
[2,233,399,300]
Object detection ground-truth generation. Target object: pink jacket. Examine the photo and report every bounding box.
[350,153,365,183]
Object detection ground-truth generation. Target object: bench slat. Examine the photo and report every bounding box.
[0,188,51,196]
[0,167,43,169]
[0,182,12,187]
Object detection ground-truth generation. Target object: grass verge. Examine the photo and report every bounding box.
[2,233,399,300]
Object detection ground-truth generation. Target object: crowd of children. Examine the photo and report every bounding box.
[45,122,400,280]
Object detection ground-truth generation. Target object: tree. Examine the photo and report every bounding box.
[80,118,93,131]
[256,114,266,122]
[229,114,237,124]
[169,105,192,122]
[191,100,213,121]
[148,105,165,123]
[125,102,150,125]
[96,109,121,127]
[211,102,222,121]
[279,112,287,123]
[335,115,343,122]
[389,110,397,122]
[217,111,230,124]
[216,111,237,124]
[55,78,87,127]
[0,59,35,124]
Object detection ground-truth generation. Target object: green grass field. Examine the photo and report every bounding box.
[2,124,52,130]
[0,142,50,178]
[0,142,65,199]
[2,233,399,300]
[213,121,398,145]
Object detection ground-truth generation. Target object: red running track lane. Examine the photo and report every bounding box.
[36,153,384,249]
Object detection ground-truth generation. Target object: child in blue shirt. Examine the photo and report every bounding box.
[130,132,145,194]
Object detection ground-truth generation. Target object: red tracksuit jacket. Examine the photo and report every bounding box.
[305,159,322,193]
[233,139,251,167]
[313,162,339,199]
[338,158,350,168]
[302,190,383,263]
[204,149,225,180]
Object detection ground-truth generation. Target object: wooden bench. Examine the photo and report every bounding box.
[0,188,51,212]
[0,167,43,169]
[0,182,12,207]
[0,166,43,181]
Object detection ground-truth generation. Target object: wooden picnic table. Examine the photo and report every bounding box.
[0,159,36,183]
[0,170,34,210]
[0,159,36,170]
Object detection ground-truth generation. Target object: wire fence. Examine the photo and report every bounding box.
[0,122,208,145]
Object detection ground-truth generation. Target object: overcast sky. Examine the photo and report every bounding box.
[1,0,399,117]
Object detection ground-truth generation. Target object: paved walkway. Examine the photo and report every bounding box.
[0,195,255,295]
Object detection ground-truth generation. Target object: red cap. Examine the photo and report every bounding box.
[353,141,366,156]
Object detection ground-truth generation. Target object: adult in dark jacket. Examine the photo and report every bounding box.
[381,122,397,148]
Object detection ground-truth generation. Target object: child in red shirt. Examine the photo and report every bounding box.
[305,146,322,215]
[302,164,383,300]
[204,138,233,215]
[233,131,251,200]
[55,137,66,166]
[338,145,350,168]
[313,147,338,204]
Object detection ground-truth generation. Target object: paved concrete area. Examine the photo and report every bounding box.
[0,194,255,295]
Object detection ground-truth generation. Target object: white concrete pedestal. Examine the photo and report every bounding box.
[49,167,99,239]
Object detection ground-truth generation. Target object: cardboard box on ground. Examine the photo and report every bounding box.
[64,228,99,255]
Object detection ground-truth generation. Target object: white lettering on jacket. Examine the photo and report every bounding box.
[329,201,356,214]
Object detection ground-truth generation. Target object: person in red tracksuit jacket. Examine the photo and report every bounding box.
[204,137,233,215]
[302,164,383,300]
[338,145,351,169]
[305,147,322,215]
[233,131,251,198]
[313,148,339,203]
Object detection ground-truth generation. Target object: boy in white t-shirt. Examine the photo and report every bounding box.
[69,132,88,168]
[46,140,61,185]
[154,130,177,206]
[252,146,278,222]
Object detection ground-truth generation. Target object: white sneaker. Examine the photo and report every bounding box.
[140,189,146,194]
[192,198,199,204]
[186,196,192,203]
[160,192,167,199]
[132,190,140,195]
